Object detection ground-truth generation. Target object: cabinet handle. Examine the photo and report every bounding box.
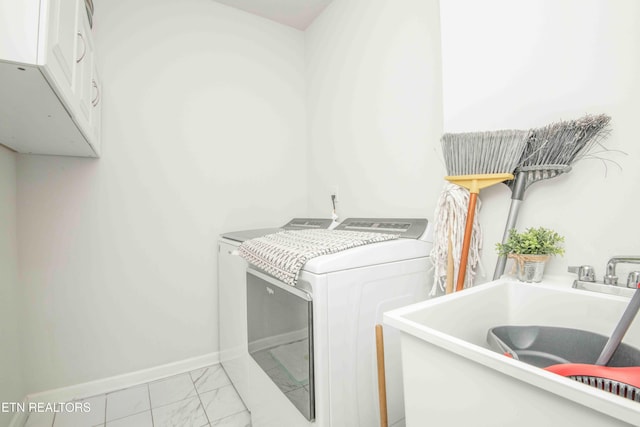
[91,80,100,107]
[76,32,87,63]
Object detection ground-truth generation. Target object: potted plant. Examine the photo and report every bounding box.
[495,227,565,282]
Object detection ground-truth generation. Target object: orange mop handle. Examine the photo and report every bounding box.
[456,192,478,292]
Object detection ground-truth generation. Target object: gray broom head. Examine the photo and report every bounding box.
[441,130,529,176]
[517,114,611,170]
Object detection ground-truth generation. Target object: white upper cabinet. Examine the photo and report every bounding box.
[0,0,101,157]
[72,1,95,144]
[44,0,79,101]
[90,62,102,148]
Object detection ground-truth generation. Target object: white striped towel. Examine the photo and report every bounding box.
[238,229,398,286]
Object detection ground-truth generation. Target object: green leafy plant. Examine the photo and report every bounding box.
[496,227,565,256]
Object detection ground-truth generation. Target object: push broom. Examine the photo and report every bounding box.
[442,130,529,291]
[492,114,611,279]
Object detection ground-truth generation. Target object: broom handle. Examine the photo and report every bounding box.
[456,192,478,292]
[596,284,640,366]
[493,172,527,280]
[375,325,388,427]
[493,199,523,279]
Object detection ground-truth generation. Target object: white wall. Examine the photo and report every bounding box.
[440,0,640,281]
[0,145,23,427]
[17,0,307,393]
[305,0,444,219]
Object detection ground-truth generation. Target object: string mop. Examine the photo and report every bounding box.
[429,183,484,296]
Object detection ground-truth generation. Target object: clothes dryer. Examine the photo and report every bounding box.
[237,218,434,427]
[218,218,332,411]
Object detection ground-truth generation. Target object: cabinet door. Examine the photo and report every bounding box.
[89,62,102,155]
[44,0,80,102]
[74,4,93,130]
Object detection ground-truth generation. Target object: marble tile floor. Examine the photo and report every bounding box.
[23,364,251,427]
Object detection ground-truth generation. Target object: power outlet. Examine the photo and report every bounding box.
[329,185,340,226]
[329,185,339,204]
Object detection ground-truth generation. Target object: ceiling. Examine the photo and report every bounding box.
[212,0,333,30]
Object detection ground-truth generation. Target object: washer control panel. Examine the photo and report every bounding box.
[282,218,334,230]
[335,218,428,239]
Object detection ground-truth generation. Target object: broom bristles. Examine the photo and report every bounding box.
[518,114,611,168]
[441,130,529,176]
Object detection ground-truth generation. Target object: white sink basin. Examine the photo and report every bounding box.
[384,279,640,427]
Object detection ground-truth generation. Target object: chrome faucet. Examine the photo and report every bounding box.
[568,265,596,282]
[604,256,640,287]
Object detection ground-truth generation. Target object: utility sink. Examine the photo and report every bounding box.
[384,280,640,427]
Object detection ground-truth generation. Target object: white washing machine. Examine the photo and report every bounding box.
[218,218,333,413]
[218,218,433,427]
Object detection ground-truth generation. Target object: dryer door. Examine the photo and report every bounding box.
[246,268,315,421]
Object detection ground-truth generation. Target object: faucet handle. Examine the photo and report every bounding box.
[627,271,640,289]
[568,265,596,282]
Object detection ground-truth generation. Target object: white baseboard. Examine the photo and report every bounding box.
[25,352,219,404]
